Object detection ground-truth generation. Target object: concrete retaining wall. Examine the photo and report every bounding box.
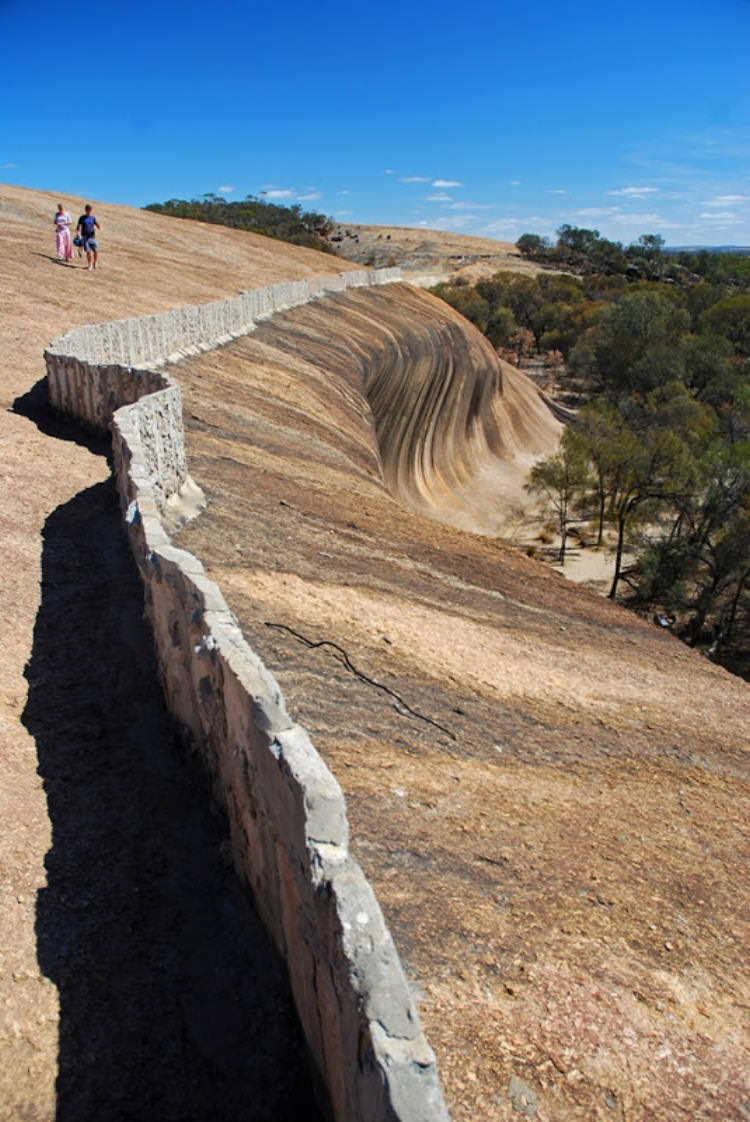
[44,267,449,1122]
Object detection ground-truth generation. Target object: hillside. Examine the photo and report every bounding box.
[329,222,548,282]
[2,185,749,1121]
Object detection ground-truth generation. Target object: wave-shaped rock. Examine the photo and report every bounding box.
[250,283,561,533]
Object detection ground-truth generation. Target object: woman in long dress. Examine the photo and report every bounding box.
[54,203,73,262]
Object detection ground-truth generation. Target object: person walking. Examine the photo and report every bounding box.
[75,204,101,270]
[54,203,73,263]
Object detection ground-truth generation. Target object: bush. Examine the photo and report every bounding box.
[144,194,336,254]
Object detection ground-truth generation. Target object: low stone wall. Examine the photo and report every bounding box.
[44,268,449,1122]
[47,268,401,370]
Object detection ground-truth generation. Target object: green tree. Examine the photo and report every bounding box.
[526,431,590,564]
[570,289,690,397]
[556,224,602,258]
[683,333,734,398]
[430,284,490,332]
[485,306,517,349]
[700,294,750,356]
[537,295,600,359]
[684,283,724,330]
[637,441,750,658]
[537,274,586,303]
[590,237,628,275]
[582,273,627,302]
[499,277,545,344]
[144,194,336,252]
[637,233,665,257]
[605,424,695,600]
[575,401,630,545]
[516,233,549,258]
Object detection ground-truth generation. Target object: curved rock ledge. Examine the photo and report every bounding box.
[44,267,450,1122]
[245,284,561,533]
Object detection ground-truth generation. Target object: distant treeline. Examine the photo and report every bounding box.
[517,226,750,289]
[665,245,750,257]
[144,194,336,254]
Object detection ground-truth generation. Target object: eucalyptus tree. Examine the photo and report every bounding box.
[526,430,590,565]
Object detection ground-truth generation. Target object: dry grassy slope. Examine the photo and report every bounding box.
[174,292,750,1119]
[0,183,354,1119]
[329,222,547,281]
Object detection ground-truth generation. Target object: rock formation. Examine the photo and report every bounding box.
[247,284,561,533]
[2,184,748,1122]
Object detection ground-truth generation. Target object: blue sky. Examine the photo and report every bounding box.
[2,0,748,246]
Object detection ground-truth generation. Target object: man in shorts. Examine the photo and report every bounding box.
[76,204,101,270]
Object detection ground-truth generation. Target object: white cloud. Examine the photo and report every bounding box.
[608,186,659,198]
[548,189,566,195]
[384,168,394,175]
[575,207,620,218]
[427,193,452,202]
[432,178,462,188]
[446,201,493,210]
[699,211,737,221]
[336,209,353,216]
[218,185,235,194]
[480,216,559,238]
[702,194,750,206]
[296,192,321,201]
[338,189,350,196]
[433,214,478,229]
[400,176,430,183]
[261,188,294,199]
[481,218,523,235]
[511,179,521,186]
[610,211,671,227]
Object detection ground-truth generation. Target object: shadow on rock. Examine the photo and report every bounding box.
[24,477,323,1122]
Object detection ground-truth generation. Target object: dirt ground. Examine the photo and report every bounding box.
[0,184,341,1121]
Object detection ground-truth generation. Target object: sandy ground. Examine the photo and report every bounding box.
[0,184,342,1121]
[499,505,635,598]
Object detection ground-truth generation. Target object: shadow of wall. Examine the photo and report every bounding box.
[22,468,324,1121]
